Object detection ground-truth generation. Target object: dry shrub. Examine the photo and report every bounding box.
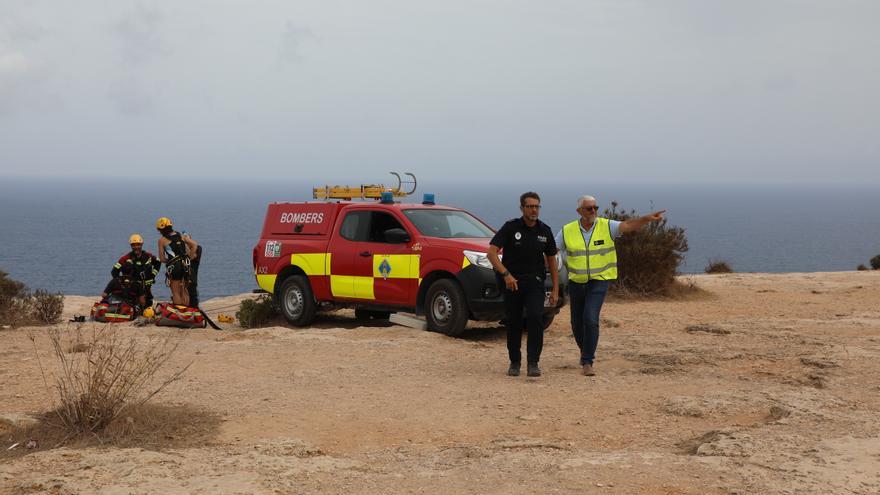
[1,403,220,459]
[857,264,869,271]
[32,290,63,324]
[236,295,278,328]
[0,270,64,326]
[871,255,880,270]
[705,259,733,274]
[0,270,29,326]
[29,326,191,437]
[604,202,689,297]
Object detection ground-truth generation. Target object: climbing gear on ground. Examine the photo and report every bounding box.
[91,302,135,323]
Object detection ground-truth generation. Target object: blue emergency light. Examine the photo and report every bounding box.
[422,193,435,205]
[380,191,394,204]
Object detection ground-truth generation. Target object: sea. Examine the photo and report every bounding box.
[1,178,879,301]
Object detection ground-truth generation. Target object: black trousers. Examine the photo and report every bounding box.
[503,274,545,364]
[188,262,200,307]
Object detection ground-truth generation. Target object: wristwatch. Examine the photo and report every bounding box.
[498,270,510,277]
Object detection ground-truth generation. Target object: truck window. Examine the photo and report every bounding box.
[403,209,494,238]
[340,211,371,241]
[340,210,408,243]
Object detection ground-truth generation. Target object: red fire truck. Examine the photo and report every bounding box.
[253,184,566,336]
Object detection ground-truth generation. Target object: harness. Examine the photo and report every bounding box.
[163,231,192,287]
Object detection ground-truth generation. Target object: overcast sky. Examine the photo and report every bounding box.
[1,0,878,183]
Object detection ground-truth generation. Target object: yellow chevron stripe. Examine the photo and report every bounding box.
[292,253,329,275]
[330,275,375,299]
[256,274,277,293]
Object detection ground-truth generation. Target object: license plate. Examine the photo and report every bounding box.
[544,291,553,308]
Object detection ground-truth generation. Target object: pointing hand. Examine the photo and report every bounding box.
[648,210,667,221]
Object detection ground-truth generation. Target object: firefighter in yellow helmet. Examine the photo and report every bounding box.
[110,233,161,311]
[156,217,199,306]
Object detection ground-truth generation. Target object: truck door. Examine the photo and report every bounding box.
[331,209,418,306]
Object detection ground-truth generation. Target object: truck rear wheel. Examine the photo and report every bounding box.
[425,279,469,337]
[279,275,316,326]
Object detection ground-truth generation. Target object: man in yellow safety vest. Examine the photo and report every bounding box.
[555,195,665,377]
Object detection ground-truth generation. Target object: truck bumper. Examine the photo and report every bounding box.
[456,265,567,322]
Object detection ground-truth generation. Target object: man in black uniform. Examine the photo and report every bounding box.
[487,192,559,377]
[183,232,202,307]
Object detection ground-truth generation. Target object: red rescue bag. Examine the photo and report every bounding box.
[154,302,206,328]
[90,302,135,323]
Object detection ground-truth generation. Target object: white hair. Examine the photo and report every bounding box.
[576,195,597,207]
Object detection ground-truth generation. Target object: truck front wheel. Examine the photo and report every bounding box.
[278,275,317,326]
[425,279,469,337]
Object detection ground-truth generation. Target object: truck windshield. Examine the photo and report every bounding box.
[403,209,494,238]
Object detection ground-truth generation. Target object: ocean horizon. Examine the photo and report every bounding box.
[1,178,878,301]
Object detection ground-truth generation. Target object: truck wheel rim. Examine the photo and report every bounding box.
[285,287,304,319]
[431,291,452,323]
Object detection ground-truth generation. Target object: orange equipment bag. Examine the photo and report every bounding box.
[90,302,135,323]
[154,302,206,328]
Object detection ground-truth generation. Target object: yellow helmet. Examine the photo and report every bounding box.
[129,234,144,245]
[156,217,173,229]
[143,307,155,318]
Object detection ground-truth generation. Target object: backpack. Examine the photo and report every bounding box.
[154,302,206,328]
[91,301,135,323]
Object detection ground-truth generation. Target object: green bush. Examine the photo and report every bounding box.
[705,259,733,274]
[603,202,689,297]
[857,264,869,271]
[870,255,880,270]
[236,295,278,329]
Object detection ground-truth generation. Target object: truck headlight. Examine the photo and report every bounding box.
[463,250,497,270]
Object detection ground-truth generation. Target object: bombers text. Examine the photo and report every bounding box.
[280,212,324,224]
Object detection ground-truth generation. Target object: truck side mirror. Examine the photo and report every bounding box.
[383,228,410,244]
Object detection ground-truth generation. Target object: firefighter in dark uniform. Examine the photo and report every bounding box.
[156,217,199,307]
[111,234,160,310]
[183,232,202,307]
[101,266,142,309]
[487,192,559,377]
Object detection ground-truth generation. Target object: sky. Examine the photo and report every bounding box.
[1,0,878,184]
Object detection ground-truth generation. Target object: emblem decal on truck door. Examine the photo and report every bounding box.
[378,258,392,279]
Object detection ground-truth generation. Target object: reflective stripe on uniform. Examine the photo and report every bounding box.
[567,247,615,257]
[567,263,618,276]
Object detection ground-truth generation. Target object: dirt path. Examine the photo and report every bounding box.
[2,272,880,494]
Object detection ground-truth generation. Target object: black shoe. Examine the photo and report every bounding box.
[527,363,541,377]
[507,362,521,376]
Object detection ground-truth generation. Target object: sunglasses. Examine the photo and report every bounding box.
[579,206,599,212]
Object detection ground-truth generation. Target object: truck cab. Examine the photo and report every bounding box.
[253,196,566,336]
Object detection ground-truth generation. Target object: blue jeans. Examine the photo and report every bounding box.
[569,280,609,365]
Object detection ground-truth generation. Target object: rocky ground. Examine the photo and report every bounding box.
[2,272,880,494]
